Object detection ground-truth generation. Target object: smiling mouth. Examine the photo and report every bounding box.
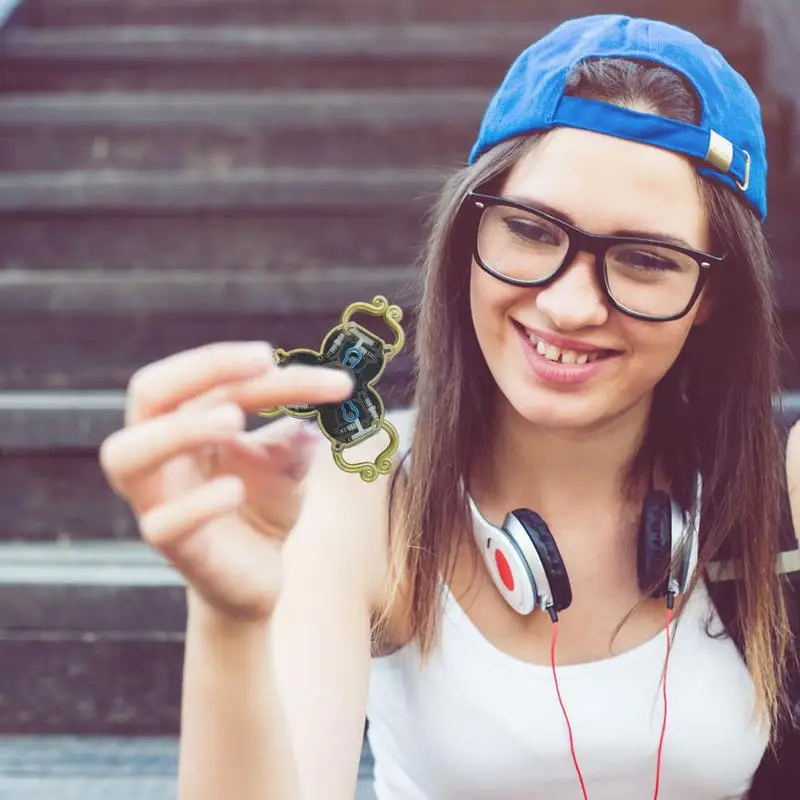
[513,322,618,365]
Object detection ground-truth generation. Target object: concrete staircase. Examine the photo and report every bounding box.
[0,0,797,796]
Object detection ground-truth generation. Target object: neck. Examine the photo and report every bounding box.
[469,393,653,526]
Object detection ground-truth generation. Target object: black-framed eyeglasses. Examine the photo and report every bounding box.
[463,191,726,322]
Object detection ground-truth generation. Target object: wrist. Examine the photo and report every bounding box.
[186,588,274,638]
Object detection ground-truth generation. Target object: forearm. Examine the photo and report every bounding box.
[177,591,302,800]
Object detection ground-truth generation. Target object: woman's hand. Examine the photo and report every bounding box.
[99,341,355,624]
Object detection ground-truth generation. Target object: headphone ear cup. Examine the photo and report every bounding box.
[638,490,672,597]
[509,508,572,613]
[481,526,538,614]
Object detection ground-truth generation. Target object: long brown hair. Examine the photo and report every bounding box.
[376,57,795,741]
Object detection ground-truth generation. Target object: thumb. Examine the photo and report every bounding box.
[248,414,320,444]
[233,416,325,480]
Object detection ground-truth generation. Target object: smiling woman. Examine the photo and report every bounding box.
[366,16,799,800]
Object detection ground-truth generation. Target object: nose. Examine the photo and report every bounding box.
[534,252,609,330]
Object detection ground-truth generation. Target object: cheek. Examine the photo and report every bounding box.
[469,260,520,337]
[621,317,694,381]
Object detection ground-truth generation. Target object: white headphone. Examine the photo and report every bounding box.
[467,475,702,617]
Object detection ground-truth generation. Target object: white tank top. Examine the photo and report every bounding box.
[365,411,769,799]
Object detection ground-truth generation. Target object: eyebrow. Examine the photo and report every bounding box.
[502,193,697,250]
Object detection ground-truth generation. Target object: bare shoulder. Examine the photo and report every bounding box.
[281,406,417,613]
[785,420,800,547]
[786,417,800,473]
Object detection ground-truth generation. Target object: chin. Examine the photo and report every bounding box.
[516,400,608,432]
[500,379,650,434]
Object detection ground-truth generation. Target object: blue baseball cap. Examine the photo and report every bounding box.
[468,14,767,220]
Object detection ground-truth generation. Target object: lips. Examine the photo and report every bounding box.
[512,324,611,386]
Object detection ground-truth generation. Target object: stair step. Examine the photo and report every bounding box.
[0,546,184,733]
[0,391,137,542]
[0,541,184,630]
[0,736,180,780]
[14,0,738,27]
[0,735,377,799]
[1,208,419,271]
[0,266,418,314]
[0,166,436,271]
[0,88,502,172]
[0,314,414,391]
[0,23,765,92]
[0,166,442,212]
[0,389,125,449]
[0,88,790,172]
[0,629,178,732]
[0,266,418,391]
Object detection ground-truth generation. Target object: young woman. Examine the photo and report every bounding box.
[99,14,800,800]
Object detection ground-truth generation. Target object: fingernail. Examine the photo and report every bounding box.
[241,342,273,365]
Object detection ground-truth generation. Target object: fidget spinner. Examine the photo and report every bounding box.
[258,295,405,482]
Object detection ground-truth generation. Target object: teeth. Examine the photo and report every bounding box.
[528,333,599,365]
[561,350,578,365]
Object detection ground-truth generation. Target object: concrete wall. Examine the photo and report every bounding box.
[743,0,800,165]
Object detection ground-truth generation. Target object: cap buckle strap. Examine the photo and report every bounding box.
[736,149,751,192]
[705,130,751,192]
[705,130,734,173]
[706,130,751,194]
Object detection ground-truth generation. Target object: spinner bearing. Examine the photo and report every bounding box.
[258,295,405,482]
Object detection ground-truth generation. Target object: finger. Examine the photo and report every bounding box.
[217,439,313,533]
[126,341,275,425]
[183,363,355,415]
[100,403,246,495]
[239,414,320,446]
[223,419,323,482]
[139,474,245,552]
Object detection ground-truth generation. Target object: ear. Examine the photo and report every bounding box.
[691,288,715,326]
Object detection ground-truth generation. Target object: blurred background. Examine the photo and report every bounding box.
[0,0,797,797]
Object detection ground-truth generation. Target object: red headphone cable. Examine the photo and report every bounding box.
[549,608,590,800]
[548,597,675,800]
[652,594,675,800]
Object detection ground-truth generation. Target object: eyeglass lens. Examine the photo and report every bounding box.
[476,203,701,318]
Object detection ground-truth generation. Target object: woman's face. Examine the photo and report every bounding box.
[469,127,713,432]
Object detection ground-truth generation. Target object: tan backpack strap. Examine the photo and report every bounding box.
[707,548,800,582]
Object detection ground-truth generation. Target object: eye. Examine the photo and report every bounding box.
[614,248,682,271]
[503,216,562,246]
